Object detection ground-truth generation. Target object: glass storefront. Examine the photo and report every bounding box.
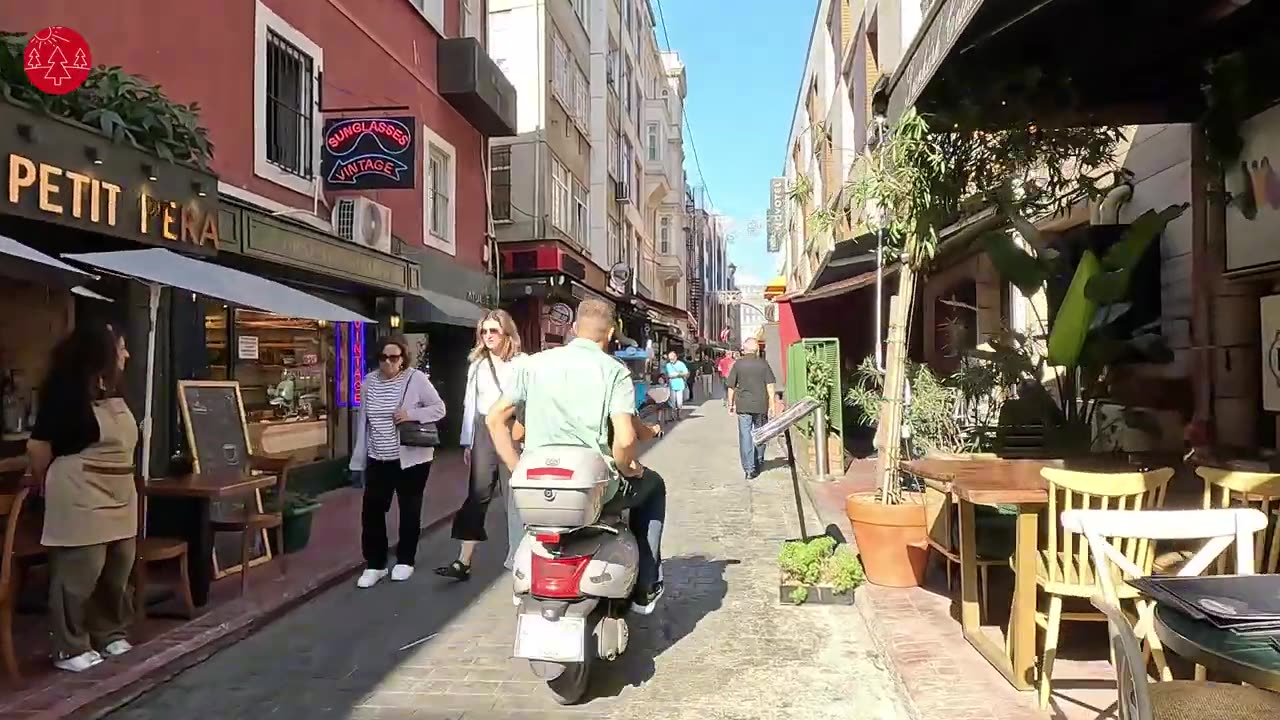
[203,305,333,463]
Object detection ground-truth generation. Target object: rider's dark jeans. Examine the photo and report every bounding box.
[609,467,666,594]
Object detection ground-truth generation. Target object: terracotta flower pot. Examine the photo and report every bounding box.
[845,491,929,588]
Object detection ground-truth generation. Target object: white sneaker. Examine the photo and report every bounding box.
[356,568,388,588]
[54,650,103,673]
[102,639,133,657]
[390,564,414,582]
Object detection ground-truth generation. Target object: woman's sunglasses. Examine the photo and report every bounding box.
[378,353,403,362]
[480,327,503,336]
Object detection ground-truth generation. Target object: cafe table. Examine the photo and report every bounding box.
[903,457,1052,692]
[144,470,277,607]
[1154,604,1280,690]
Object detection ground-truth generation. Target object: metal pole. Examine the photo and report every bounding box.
[813,402,830,481]
[784,428,809,542]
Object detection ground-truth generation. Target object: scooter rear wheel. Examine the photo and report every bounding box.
[545,613,598,705]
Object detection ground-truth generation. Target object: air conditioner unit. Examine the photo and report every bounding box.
[614,180,630,203]
[331,197,393,254]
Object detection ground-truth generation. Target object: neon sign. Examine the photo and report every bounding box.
[335,321,366,409]
[320,116,416,191]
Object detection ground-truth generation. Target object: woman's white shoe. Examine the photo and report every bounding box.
[357,568,389,588]
[54,650,103,673]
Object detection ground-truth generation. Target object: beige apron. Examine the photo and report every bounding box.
[42,398,140,547]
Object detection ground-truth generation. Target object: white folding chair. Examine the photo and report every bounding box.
[1063,508,1268,682]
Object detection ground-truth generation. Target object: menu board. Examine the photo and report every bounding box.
[176,381,270,577]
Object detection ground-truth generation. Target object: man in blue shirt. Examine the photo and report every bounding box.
[662,351,690,420]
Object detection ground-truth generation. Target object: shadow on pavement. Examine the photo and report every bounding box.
[590,555,740,699]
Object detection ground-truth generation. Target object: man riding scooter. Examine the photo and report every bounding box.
[485,298,668,612]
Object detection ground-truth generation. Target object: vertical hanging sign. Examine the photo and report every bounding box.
[350,322,365,407]
[767,177,788,253]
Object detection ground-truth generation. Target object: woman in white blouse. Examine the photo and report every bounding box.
[435,310,526,581]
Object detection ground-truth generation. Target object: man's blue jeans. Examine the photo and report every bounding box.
[737,412,767,475]
[611,468,667,594]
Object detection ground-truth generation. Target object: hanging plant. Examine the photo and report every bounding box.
[0,30,215,168]
[787,173,813,209]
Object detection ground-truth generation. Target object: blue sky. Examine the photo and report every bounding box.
[655,0,816,287]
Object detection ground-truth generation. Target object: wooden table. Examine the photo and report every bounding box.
[144,471,277,606]
[903,458,1051,692]
[1154,605,1280,691]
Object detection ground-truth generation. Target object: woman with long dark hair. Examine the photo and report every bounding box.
[350,335,446,588]
[27,324,137,673]
[435,309,526,580]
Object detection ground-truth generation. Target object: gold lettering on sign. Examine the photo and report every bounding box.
[140,193,151,234]
[161,201,177,241]
[90,178,101,223]
[7,154,35,203]
[200,214,218,246]
[181,205,200,245]
[65,171,90,219]
[38,164,63,213]
[102,182,120,227]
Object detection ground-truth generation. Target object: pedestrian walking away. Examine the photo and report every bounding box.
[28,324,138,673]
[350,335,446,589]
[717,351,736,405]
[436,310,526,581]
[726,338,777,479]
[662,351,690,420]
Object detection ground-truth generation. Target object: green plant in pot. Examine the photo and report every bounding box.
[263,490,323,555]
[778,535,864,605]
[821,107,1125,587]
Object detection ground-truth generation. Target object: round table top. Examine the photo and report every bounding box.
[1155,605,1280,690]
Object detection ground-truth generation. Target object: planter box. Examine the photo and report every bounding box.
[267,505,321,555]
[779,578,856,606]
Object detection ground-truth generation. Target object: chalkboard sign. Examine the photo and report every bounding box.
[176,381,270,578]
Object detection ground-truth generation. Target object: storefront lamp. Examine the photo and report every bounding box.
[16,123,34,142]
[85,146,103,165]
[142,163,158,182]
[192,181,207,198]
[389,312,402,329]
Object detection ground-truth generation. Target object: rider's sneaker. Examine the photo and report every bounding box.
[630,582,665,616]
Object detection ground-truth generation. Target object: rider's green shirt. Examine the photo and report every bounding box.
[502,338,636,501]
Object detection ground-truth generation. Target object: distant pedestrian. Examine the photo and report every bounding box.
[717,352,736,405]
[662,351,690,420]
[726,339,777,479]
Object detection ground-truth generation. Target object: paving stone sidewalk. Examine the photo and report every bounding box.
[105,400,910,720]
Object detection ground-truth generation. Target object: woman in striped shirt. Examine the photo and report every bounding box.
[350,335,446,589]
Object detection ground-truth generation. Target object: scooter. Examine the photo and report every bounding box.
[509,445,642,705]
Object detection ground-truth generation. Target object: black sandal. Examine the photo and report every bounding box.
[433,560,471,581]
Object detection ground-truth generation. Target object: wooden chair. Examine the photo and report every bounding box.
[133,474,195,620]
[1195,467,1280,574]
[210,456,291,596]
[922,475,1009,620]
[1072,509,1280,720]
[1032,466,1174,709]
[0,488,30,682]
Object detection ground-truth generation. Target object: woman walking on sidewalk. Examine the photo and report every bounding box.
[435,310,526,581]
[351,335,446,589]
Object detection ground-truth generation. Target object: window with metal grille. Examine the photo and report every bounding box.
[491,146,511,222]
[429,147,451,239]
[265,30,315,179]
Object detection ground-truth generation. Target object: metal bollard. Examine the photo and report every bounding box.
[813,403,831,482]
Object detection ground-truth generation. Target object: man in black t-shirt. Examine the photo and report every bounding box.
[726,337,778,479]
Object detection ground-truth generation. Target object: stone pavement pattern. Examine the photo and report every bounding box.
[105,401,909,720]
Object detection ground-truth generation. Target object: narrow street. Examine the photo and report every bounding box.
[105,399,908,720]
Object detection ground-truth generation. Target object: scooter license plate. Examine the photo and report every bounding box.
[513,613,586,663]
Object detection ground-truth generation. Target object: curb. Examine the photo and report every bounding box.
[795,464,925,720]
[47,510,456,720]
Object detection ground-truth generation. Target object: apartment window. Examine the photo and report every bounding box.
[490,146,511,222]
[409,0,445,35]
[553,34,570,108]
[647,123,660,162]
[462,0,480,39]
[571,0,589,29]
[621,137,633,191]
[608,130,619,180]
[608,216,622,265]
[254,3,323,196]
[573,181,589,249]
[574,64,589,127]
[624,0,632,32]
[551,158,571,234]
[622,57,633,114]
[660,216,671,254]
[423,125,456,254]
[607,38,618,91]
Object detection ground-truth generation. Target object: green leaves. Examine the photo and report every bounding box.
[0,30,214,168]
[982,231,1047,297]
[1047,249,1100,368]
[1085,204,1188,304]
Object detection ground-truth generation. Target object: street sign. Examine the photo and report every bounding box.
[716,290,742,304]
[767,178,788,253]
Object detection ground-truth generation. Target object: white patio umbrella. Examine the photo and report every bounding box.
[63,248,375,484]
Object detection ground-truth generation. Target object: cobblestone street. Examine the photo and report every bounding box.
[106,400,908,720]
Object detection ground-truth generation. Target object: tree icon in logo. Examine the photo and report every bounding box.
[23,26,92,95]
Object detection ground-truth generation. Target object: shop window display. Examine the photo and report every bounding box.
[204,307,332,462]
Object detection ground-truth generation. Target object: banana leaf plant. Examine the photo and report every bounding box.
[974,202,1189,453]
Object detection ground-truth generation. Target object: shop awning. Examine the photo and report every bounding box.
[63,248,374,323]
[0,232,97,286]
[408,287,487,327]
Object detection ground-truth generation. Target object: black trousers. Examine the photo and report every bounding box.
[451,413,509,542]
[361,458,432,569]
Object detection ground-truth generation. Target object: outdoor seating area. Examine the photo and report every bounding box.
[880,454,1280,718]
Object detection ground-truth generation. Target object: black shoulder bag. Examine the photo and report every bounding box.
[396,370,441,447]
